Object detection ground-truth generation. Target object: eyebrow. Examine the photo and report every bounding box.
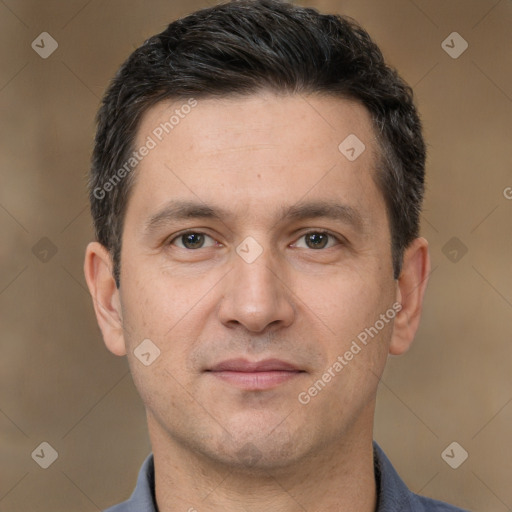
[142,198,366,237]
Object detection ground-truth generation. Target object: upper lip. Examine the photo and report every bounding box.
[208,358,302,372]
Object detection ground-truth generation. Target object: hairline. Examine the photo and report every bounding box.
[111,89,401,287]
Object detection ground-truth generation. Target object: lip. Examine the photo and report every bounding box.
[206,358,305,390]
[208,358,301,372]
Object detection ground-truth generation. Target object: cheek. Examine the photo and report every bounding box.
[120,267,195,338]
[295,269,395,389]
[119,264,219,383]
[295,270,384,333]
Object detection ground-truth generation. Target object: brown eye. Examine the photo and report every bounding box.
[293,231,340,250]
[170,232,216,249]
[305,232,329,249]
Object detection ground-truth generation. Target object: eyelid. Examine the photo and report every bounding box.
[291,229,344,248]
[168,230,219,248]
[166,229,345,249]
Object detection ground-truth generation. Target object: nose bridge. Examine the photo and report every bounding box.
[218,237,294,332]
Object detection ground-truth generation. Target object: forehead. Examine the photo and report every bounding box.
[137,92,376,166]
[127,92,386,233]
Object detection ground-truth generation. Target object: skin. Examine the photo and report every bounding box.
[84,92,430,512]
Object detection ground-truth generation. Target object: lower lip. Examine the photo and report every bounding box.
[209,370,303,390]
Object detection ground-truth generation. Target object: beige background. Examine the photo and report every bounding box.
[1,0,511,510]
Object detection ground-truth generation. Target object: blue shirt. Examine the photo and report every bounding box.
[104,442,470,511]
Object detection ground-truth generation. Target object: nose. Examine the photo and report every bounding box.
[217,243,295,333]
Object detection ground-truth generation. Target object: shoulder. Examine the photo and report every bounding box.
[373,442,471,512]
[409,493,471,511]
[102,453,156,512]
[103,503,129,512]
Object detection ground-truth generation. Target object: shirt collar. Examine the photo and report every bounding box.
[372,441,414,510]
[116,441,415,511]
[121,451,157,512]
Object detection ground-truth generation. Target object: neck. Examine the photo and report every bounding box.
[149,409,377,512]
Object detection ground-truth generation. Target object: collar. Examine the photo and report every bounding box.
[104,441,465,511]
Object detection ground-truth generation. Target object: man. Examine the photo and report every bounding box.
[83,1,469,510]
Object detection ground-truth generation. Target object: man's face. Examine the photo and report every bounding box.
[114,92,399,469]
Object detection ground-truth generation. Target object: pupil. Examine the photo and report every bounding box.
[307,233,327,249]
[183,233,204,249]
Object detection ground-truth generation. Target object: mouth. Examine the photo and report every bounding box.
[205,358,306,391]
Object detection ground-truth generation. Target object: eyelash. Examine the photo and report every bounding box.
[168,230,343,249]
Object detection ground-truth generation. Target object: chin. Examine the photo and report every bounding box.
[209,422,309,472]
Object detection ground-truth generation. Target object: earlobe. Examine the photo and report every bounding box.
[83,242,127,356]
[389,237,431,356]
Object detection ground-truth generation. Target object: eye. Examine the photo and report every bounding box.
[292,231,341,250]
[169,231,218,249]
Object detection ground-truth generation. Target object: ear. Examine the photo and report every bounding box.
[389,237,431,356]
[83,241,127,356]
